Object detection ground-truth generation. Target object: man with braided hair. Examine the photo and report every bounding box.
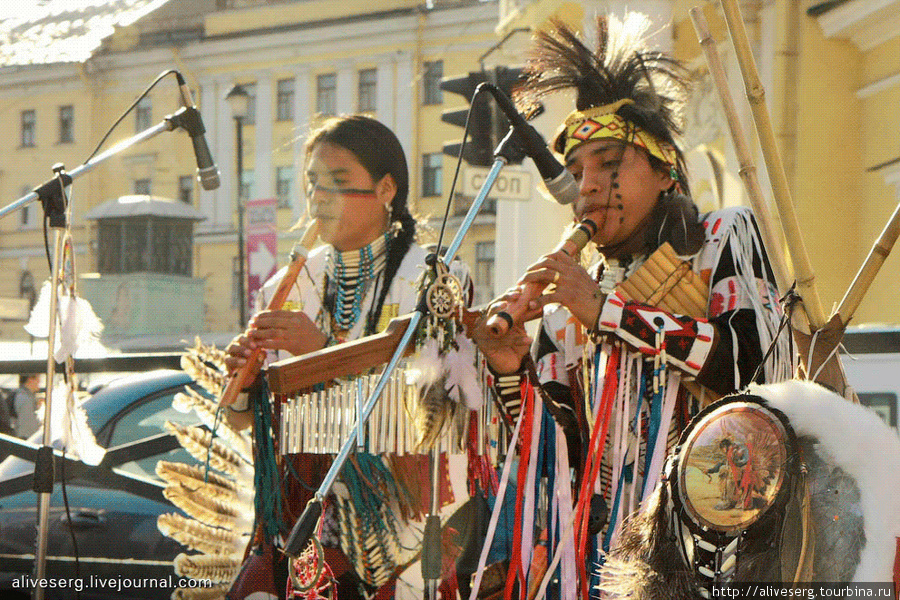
[473,14,790,595]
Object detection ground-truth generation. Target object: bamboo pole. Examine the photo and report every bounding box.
[718,0,827,329]
[689,7,792,294]
[835,201,900,325]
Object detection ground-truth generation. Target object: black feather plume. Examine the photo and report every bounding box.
[514,14,692,187]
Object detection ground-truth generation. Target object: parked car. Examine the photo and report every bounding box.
[842,326,900,432]
[0,369,208,600]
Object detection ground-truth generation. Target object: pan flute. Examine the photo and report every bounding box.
[616,242,719,404]
[616,242,709,319]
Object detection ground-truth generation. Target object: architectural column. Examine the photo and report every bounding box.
[336,63,354,115]
[197,78,234,231]
[210,76,236,231]
[254,70,274,200]
[376,58,394,130]
[394,51,415,169]
[293,68,311,221]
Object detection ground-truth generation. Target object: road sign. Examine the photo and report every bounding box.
[460,166,532,201]
[246,197,278,312]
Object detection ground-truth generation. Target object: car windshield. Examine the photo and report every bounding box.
[0,370,205,483]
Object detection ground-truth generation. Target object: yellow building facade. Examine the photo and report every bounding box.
[3,0,898,351]
[500,0,900,326]
[0,0,507,348]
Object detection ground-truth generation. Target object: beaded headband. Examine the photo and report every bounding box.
[560,99,678,166]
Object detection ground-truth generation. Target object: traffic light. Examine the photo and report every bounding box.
[440,71,493,167]
[440,66,528,167]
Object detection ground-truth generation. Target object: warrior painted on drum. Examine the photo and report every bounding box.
[473,15,791,596]
[223,115,471,600]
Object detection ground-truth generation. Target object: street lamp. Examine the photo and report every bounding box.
[225,84,250,327]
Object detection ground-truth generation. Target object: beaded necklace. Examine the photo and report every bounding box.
[322,232,390,337]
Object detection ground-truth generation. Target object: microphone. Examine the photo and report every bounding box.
[483,82,579,205]
[175,72,221,191]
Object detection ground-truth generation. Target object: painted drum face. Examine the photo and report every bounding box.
[676,401,790,533]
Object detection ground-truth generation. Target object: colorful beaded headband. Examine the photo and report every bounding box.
[561,99,678,166]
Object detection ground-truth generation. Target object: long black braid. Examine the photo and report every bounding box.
[304,115,416,336]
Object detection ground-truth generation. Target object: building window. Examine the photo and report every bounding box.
[58,105,73,143]
[358,68,377,112]
[317,73,336,116]
[97,217,193,276]
[239,169,255,202]
[276,78,294,121]
[421,153,442,197]
[134,178,151,195]
[21,110,35,147]
[242,82,256,125]
[474,241,495,306]
[276,166,293,208]
[178,175,194,204]
[423,60,443,105]
[135,97,152,131]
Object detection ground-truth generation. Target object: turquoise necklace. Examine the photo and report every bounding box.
[325,232,389,333]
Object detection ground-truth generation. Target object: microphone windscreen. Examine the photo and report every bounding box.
[197,167,220,191]
[543,169,578,205]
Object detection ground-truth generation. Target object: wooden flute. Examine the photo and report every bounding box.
[219,219,320,407]
[486,218,598,336]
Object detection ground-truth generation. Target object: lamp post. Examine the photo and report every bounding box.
[225,84,250,327]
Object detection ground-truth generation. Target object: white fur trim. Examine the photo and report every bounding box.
[749,380,900,581]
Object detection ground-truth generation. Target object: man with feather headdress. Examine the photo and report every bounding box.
[472,13,791,597]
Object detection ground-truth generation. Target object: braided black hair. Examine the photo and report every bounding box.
[305,115,416,334]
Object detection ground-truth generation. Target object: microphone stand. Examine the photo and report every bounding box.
[0,107,211,600]
[284,136,521,599]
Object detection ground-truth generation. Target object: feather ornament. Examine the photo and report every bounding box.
[163,482,252,531]
[443,333,482,410]
[157,461,236,492]
[157,512,247,555]
[173,553,242,583]
[170,584,230,600]
[173,388,252,462]
[25,280,104,362]
[158,339,255,597]
[156,461,251,505]
[180,338,228,398]
[405,332,481,450]
[406,338,453,451]
[42,382,106,466]
[164,422,252,482]
[516,14,688,141]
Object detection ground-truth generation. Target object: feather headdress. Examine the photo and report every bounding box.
[516,14,706,254]
[516,14,689,174]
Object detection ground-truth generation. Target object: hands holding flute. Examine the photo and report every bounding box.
[220,220,321,426]
[474,219,607,375]
[224,311,328,378]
